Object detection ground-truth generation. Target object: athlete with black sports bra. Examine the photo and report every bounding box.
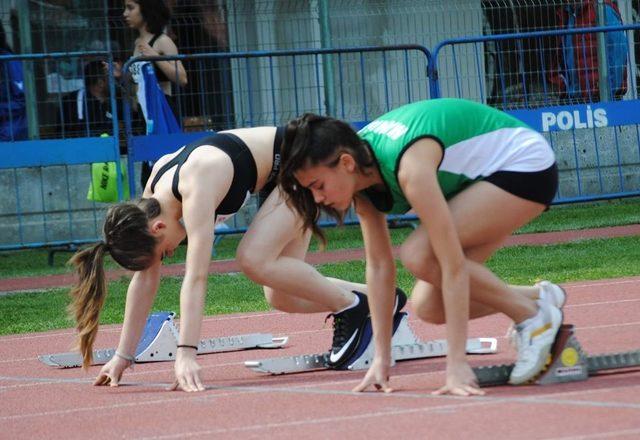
[67,126,407,393]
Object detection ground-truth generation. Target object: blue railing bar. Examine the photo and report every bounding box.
[197,60,207,129]
[0,238,100,252]
[382,51,390,112]
[0,50,110,61]
[269,56,277,125]
[537,37,549,106]
[516,38,529,107]
[245,57,254,126]
[554,190,640,204]
[592,127,605,192]
[64,165,74,241]
[105,54,123,200]
[496,41,508,108]
[0,137,120,169]
[403,49,411,102]
[38,168,49,243]
[473,42,484,104]
[122,44,432,71]
[451,45,462,98]
[338,52,345,118]
[431,24,640,59]
[293,55,300,116]
[12,169,24,244]
[612,126,624,191]
[359,51,368,121]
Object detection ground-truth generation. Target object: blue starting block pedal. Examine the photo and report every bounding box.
[39,311,288,368]
[244,313,497,375]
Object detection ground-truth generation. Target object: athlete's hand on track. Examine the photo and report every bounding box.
[169,350,205,392]
[94,356,130,387]
[352,356,393,393]
[433,360,485,397]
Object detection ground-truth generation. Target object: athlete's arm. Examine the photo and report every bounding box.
[398,138,478,395]
[94,261,162,386]
[152,36,188,87]
[169,154,232,391]
[352,195,396,393]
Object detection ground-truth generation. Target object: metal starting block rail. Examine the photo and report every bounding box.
[39,311,288,368]
[245,313,498,374]
[474,324,640,387]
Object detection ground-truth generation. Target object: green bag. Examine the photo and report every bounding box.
[87,159,130,203]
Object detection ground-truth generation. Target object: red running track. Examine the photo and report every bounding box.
[1,276,640,439]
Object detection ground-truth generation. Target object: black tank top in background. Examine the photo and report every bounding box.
[147,34,170,83]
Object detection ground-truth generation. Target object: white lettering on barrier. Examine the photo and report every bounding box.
[540,106,608,132]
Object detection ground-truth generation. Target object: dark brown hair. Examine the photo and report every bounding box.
[67,197,161,368]
[134,0,171,35]
[279,113,374,242]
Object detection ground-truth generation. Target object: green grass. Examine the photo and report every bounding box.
[2,235,640,336]
[1,197,639,279]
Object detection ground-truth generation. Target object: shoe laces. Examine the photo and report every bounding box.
[325,313,349,351]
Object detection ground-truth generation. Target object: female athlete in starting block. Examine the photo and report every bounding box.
[68,126,406,392]
[278,98,566,396]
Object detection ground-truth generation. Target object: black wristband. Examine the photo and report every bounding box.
[177,344,198,350]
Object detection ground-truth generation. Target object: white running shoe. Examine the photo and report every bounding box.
[537,280,567,309]
[509,300,563,385]
[506,281,566,348]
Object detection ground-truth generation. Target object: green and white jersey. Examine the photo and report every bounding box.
[357,98,555,214]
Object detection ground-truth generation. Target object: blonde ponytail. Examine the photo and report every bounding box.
[67,242,109,369]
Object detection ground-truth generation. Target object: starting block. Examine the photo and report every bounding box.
[39,311,288,368]
[245,312,498,374]
[474,324,640,387]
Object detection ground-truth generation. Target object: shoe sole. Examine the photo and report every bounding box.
[509,306,564,385]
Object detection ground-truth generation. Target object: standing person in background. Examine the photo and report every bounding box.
[57,60,120,138]
[122,0,187,188]
[0,22,26,141]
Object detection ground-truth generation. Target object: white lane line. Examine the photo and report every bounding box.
[547,428,640,440]
[3,371,640,423]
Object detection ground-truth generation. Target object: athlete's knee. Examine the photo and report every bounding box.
[411,294,446,325]
[237,247,270,283]
[400,243,440,283]
[263,287,296,312]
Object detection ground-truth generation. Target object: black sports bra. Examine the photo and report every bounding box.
[149,127,284,216]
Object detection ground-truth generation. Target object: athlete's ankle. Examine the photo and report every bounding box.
[334,291,359,314]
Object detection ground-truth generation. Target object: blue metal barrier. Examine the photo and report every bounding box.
[0,51,121,251]
[4,26,640,252]
[430,24,640,204]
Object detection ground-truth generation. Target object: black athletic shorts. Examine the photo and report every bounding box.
[484,162,558,206]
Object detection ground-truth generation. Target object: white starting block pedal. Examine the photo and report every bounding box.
[39,311,288,368]
[474,324,640,387]
[244,312,497,375]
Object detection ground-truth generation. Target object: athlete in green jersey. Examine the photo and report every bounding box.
[280,98,565,396]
